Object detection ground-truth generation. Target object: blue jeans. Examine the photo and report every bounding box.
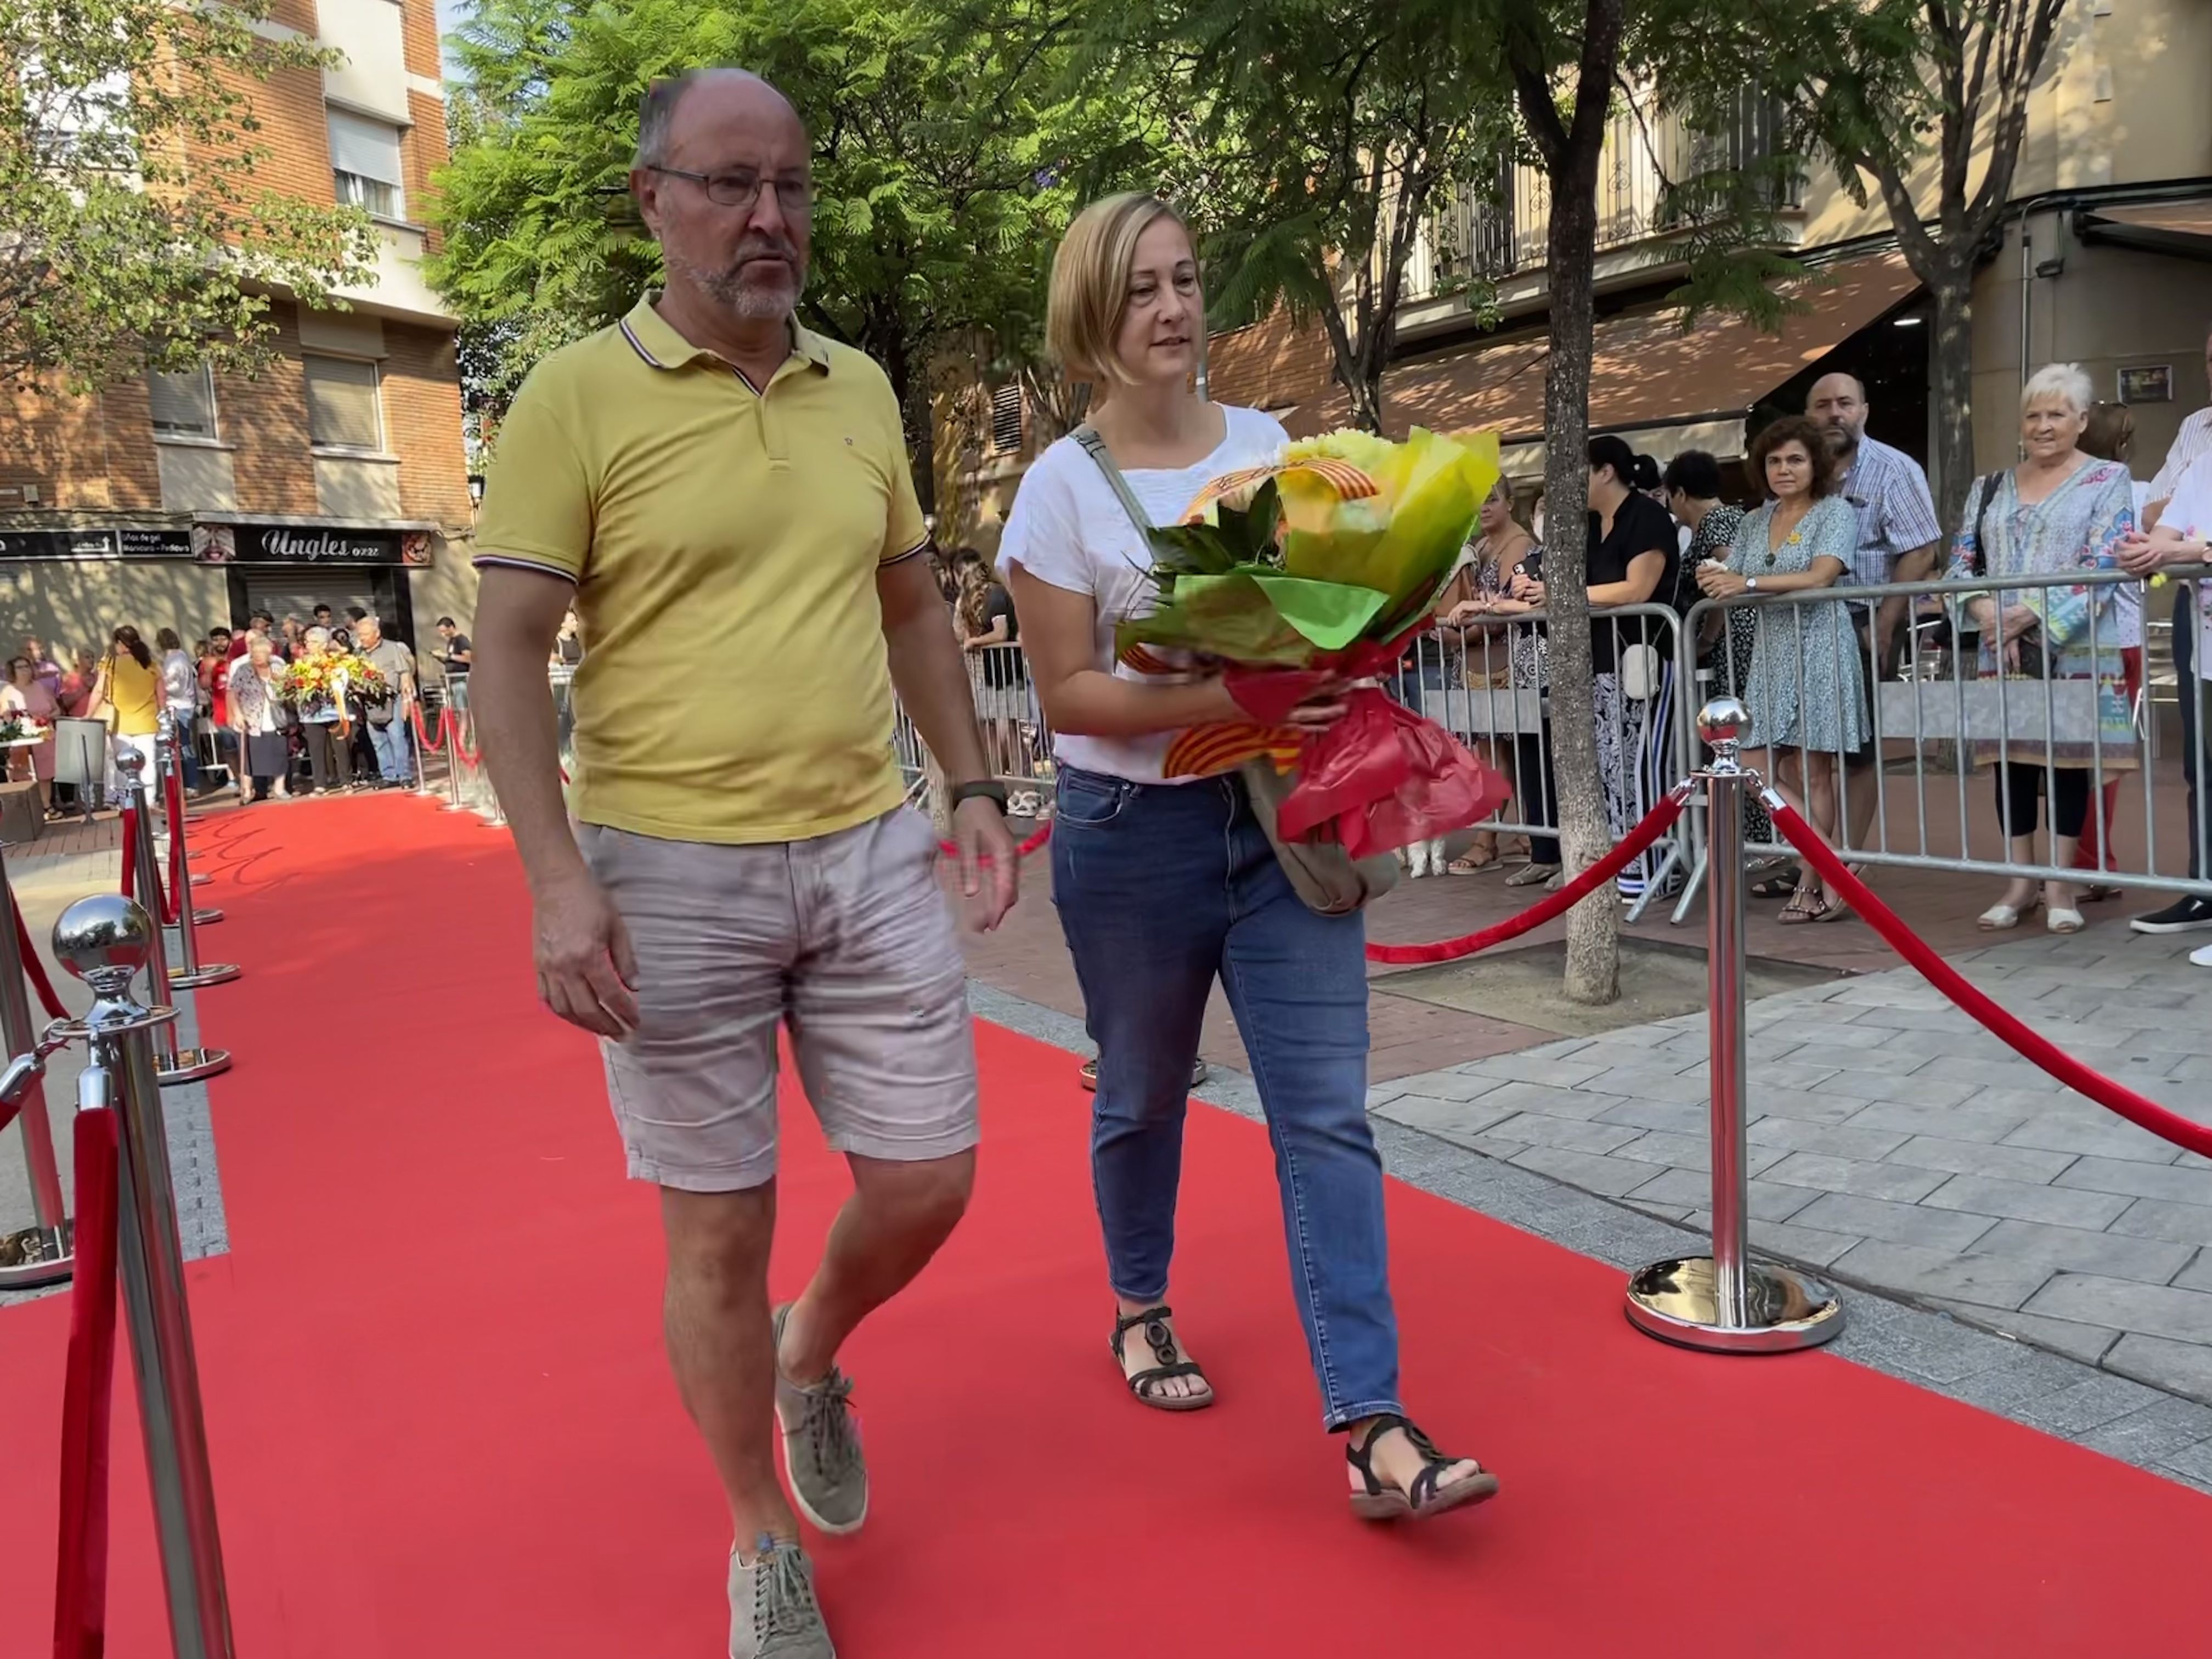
[1050,766,1402,1430]
[2177,586,2203,879]
[368,718,414,783]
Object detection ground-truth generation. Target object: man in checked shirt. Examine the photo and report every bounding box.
[1808,372,1944,860]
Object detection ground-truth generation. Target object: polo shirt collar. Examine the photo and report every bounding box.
[618,293,831,376]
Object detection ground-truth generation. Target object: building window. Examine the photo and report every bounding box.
[326,107,405,221]
[147,364,218,440]
[989,383,1023,454]
[303,353,383,451]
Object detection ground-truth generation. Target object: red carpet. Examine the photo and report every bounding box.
[3,795,2209,1656]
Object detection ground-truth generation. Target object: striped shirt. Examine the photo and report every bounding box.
[1836,434,1943,587]
[2147,405,2212,506]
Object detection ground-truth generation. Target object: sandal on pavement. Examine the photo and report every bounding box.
[1778,888,1831,926]
[1506,862,1560,888]
[1110,1305,1214,1412]
[1748,864,1800,898]
[1446,849,1499,875]
[1346,1414,1498,1522]
[2047,907,2086,935]
[1977,895,2042,932]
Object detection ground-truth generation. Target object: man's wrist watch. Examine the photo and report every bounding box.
[949,780,1008,812]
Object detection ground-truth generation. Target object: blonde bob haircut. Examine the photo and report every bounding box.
[1047,192,1192,386]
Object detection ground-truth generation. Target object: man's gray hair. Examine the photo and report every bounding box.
[635,67,784,170]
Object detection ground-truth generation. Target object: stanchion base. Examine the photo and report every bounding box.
[0,1221,72,1288]
[156,1046,232,1085]
[1624,1256,1845,1353]
[191,907,224,925]
[190,872,211,887]
[168,963,241,990]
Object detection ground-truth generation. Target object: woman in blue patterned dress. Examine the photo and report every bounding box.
[1695,415,1866,923]
[1947,363,2138,935]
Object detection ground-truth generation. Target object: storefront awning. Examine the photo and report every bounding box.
[1282,251,1925,457]
[2077,196,2212,263]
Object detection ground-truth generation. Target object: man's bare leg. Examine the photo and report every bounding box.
[661,1184,797,1547]
[778,1150,975,1384]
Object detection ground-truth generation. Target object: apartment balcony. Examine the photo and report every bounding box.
[1398,91,1802,331]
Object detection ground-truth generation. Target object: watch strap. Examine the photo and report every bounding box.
[949,780,1009,811]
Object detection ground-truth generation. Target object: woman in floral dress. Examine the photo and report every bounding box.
[1947,363,2137,935]
[1696,416,1865,923]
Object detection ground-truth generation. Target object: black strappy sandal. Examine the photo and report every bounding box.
[1346,1414,1499,1522]
[1109,1305,1214,1412]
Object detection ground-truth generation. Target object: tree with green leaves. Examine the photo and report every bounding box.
[0,0,377,391]
[432,0,1146,500]
[1700,0,2067,524]
[1125,0,1510,436]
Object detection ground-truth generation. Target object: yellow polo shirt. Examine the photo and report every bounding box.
[473,296,928,844]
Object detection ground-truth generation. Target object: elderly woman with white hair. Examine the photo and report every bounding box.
[294,624,357,794]
[1948,362,2138,934]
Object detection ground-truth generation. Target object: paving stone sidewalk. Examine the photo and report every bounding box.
[1365,926,2212,1403]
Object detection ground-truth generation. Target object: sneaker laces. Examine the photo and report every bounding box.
[797,1370,858,1475]
[752,1543,826,1648]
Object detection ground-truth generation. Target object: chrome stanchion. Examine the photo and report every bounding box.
[441,709,472,814]
[1626,697,1844,1352]
[157,733,223,926]
[0,837,71,1286]
[53,893,238,1659]
[117,754,230,1084]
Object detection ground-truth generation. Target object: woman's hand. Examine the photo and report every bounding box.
[1696,564,1748,600]
[1444,599,1489,627]
[1286,680,1351,730]
[1508,572,1545,605]
[1998,603,2039,641]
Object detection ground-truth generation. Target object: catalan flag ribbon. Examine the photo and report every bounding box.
[1112,427,1512,858]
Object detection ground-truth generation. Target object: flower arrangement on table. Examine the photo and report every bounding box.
[0,713,36,746]
[1116,426,1510,857]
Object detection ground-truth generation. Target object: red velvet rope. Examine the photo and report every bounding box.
[1769,801,2212,1160]
[11,891,67,1022]
[411,702,446,752]
[449,712,482,768]
[118,806,136,903]
[1364,789,1692,965]
[52,1105,120,1659]
[937,820,1054,860]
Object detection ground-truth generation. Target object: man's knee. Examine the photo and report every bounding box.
[661,1183,777,1282]
[855,1150,975,1235]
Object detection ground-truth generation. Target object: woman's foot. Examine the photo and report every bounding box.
[1506,861,1560,889]
[1978,881,2040,931]
[2045,881,2085,934]
[1110,1304,1214,1410]
[1779,884,1832,925]
[1346,1415,1497,1522]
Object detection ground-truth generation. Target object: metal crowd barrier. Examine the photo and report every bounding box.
[1674,565,2211,919]
[897,643,1057,816]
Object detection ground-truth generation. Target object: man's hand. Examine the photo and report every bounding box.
[533,868,640,1037]
[951,795,1019,932]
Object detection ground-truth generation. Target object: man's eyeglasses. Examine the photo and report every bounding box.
[647,166,814,216]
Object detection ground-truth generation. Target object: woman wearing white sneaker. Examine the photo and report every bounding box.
[1948,364,2138,936]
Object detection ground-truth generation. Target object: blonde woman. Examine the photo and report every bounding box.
[1000,193,1496,1523]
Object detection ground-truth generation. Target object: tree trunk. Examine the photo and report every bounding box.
[1537,145,1618,1006]
[1926,260,1977,531]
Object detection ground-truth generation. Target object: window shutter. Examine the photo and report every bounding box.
[147,366,216,438]
[326,109,404,185]
[989,383,1023,454]
[304,355,381,450]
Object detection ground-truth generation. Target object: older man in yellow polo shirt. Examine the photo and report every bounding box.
[469,67,1017,1659]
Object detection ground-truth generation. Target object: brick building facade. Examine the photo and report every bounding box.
[0,0,475,674]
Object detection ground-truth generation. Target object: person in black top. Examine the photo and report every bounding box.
[1585,435,1683,899]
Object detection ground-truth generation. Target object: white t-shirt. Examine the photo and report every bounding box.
[2155,449,2212,680]
[997,404,1289,782]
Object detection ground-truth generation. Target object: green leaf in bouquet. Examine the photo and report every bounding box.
[1115,569,1315,666]
[1243,573,1390,649]
[1144,479,1282,579]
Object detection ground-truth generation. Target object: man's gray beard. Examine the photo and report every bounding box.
[669,248,806,321]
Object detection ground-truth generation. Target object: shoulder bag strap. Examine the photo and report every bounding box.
[1970,472,1996,579]
[1071,425,1157,545]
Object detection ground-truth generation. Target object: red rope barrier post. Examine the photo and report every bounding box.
[1625,696,1844,1355]
[159,729,225,926]
[0,839,72,1286]
[115,753,232,1086]
[49,893,238,1658]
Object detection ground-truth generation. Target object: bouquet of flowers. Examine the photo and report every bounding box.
[280,653,388,719]
[1116,426,1510,857]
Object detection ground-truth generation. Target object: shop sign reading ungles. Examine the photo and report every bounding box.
[193,524,437,566]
